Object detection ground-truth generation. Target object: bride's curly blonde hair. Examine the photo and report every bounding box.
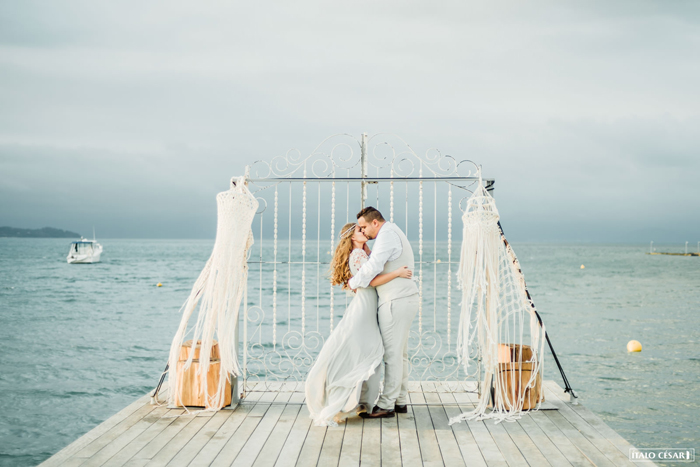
[329,222,357,290]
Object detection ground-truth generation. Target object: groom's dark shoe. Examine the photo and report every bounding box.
[359,406,395,419]
[394,404,408,414]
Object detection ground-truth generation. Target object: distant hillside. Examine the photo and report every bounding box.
[0,227,81,238]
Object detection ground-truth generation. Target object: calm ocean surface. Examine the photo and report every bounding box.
[0,238,698,466]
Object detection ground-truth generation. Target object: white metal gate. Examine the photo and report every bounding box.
[241,133,494,391]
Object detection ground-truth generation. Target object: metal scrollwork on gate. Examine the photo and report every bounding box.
[240,133,493,392]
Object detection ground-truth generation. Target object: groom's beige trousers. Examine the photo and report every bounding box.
[375,293,419,410]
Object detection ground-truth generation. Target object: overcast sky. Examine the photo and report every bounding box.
[1,0,698,242]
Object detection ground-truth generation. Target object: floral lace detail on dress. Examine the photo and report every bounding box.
[349,249,369,277]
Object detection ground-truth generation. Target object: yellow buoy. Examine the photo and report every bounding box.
[437,259,441,263]
[580,264,585,269]
[627,340,642,352]
[157,283,163,287]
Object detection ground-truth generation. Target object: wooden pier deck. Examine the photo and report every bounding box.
[39,380,654,467]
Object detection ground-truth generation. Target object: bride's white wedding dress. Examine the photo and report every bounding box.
[305,248,384,427]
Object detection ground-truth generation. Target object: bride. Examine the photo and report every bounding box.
[305,222,413,426]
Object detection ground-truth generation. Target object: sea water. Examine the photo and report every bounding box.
[0,238,698,466]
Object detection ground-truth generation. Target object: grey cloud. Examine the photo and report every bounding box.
[0,0,698,243]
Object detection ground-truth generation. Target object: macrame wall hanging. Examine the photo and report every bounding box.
[450,172,546,425]
[166,175,258,410]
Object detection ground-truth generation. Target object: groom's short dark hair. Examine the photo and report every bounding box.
[357,206,385,223]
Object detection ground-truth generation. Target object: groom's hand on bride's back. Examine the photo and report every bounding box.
[397,266,412,279]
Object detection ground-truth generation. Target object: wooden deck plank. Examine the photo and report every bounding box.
[123,459,149,467]
[166,410,232,466]
[38,393,154,467]
[232,392,294,467]
[209,393,275,467]
[437,393,490,467]
[360,418,381,466]
[541,385,639,467]
[208,417,262,466]
[423,391,466,467]
[188,391,265,467]
[264,381,284,392]
[41,380,652,467]
[381,415,402,467]
[318,422,346,467]
[458,380,587,466]
[452,393,509,467]
[396,409,422,467]
[252,393,304,467]
[481,418,530,467]
[459,389,480,405]
[409,390,443,467]
[275,404,313,467]
[436,381,464,393]
[500,418,554,467]
[544,381,648,463]
[528,411,597,467]
[128,412,198,461]
[143,412,214,466]
[338,416,363,467]
[247,390,278,418]
[232,404,287,466]
[421,381,437,393]
[543,410,617,467]
[102,409,184,467]
[73,402,160,459]
[76,406,171,467]
[280,381,298,393]
[60,459,88,467]
[295,417,327,466]
[408,381,421,393]
[515,413,578,467]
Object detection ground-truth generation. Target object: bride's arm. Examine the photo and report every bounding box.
[369,266,412,287]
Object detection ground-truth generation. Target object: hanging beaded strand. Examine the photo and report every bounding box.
[330,180,336,332]
[433,181,437,332]
[447,185,452,350]
[390,165,394,223]
[316,182,321,332]
[273,186,278,350]
[418,167,423,335]
[301,169,307,336]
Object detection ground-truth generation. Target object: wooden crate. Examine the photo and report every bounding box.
[498,343,533,363]
[493,362,542,410]
[174,340,231,409]
[179,339,220,361]
[490,343,544,410]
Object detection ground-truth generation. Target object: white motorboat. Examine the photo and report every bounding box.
[67,234,103,264]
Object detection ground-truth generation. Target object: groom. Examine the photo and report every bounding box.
[350,207,419,418]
